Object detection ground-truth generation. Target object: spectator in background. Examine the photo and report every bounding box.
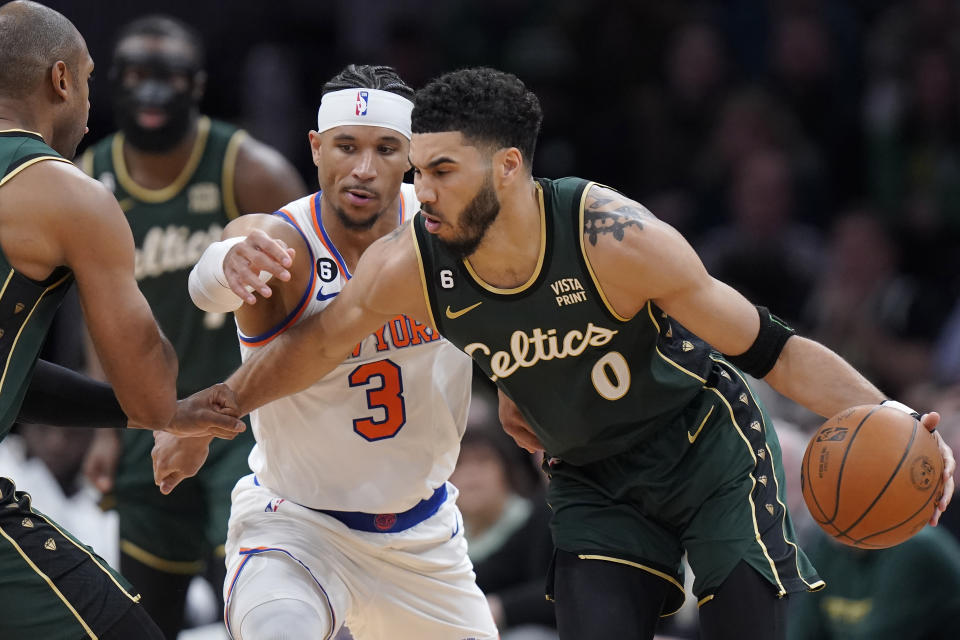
[633,18,730,236]
[765,7,862,210]
[787,526,960,639]
[452,422,556,640]
[696,147,823,324]
[802,209,948,398]
[0,424,118,568]
[690,87,824,234]
[866,43,960,233]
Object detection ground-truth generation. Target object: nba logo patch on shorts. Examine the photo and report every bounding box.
[356,91,369,116]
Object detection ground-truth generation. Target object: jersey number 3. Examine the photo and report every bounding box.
[348,359,407,441]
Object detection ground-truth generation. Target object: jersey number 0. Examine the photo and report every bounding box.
[348,359,407,441]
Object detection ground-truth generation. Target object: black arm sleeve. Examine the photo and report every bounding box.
[725,305,796,379]
[17,359,127,429]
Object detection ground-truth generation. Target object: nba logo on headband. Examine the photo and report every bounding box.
[317,88,412,138]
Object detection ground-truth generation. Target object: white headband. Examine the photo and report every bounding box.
[316,88,413,139]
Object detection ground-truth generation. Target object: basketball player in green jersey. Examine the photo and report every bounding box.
[78,14,306,639]
[160,68,955,639]
[0,2,244,637]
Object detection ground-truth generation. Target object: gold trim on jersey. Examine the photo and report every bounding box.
[222,129,248,220]
[0,271,71,397]
[709,355,824,592]
[703,381,787,597]
[645,302,707,383]
[577,554,685,617]
[462,182,546,295]
[410,220,439,331]
[112,116,211,203]
[698,594,715,607]
[577,181,631,322]
[0,128,45,138]
[120,539,205,575]
[0,156,72,188]
[34,512,141,603]
[0,523,98,638]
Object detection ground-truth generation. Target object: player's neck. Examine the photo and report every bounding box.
[319,191,404,272]
[120,120,200,190]
[465,180,542,290]
[0,103,50,139]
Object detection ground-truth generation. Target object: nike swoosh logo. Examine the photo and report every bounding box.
[445,302,482,319]
[316,286,339,301]
[687,405,715,444]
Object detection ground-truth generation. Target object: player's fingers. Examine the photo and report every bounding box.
[921,411,942,432]
[158,472,185,495]
[248,229,294,268]
[192,410,246,438]
[225,253,278,300]
[207,383,242,414]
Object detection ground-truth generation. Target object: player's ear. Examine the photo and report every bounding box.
[308,130,322,167]
[50,60,70,101]
[495,147,523,186]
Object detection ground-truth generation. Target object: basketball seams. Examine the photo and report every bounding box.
[804,404,944,549]
[835,414,919,537]
[828,405,884,525]
[853,460,944,546]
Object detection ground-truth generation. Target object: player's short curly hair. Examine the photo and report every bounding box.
[322,64,414,101]
[412,67,542,166]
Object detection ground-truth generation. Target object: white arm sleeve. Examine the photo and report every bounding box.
[188,237,248,313]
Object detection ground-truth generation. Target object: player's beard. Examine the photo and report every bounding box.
[113,79,197,153]
[332,204,383,231]
[431,173,500,259]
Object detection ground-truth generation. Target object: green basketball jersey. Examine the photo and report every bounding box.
[81,117,247,396]
[0,131,75,439]
[413,177,716,465]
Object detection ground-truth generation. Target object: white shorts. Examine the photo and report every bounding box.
[224,474,497,640]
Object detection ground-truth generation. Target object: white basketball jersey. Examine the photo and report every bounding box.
[239,184,472,512]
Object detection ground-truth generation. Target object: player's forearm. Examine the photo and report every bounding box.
[112,332,178,429]
[763,336,886,418]
[227,320,342,416]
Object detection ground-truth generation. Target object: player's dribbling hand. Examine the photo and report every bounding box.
[152,431,212,495]
[498,389,545,453]
[922,411,956,525]
[224,229,296,305]
[164,383,246,439]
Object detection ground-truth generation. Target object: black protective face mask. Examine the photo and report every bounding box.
[110,53,200,153]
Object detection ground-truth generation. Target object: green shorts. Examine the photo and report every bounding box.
[545,356,823,615]
[110,425,254,574]
[0,477,140,639]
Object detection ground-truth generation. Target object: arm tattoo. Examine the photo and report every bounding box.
[382,222,407,244]
[584,194,651,245]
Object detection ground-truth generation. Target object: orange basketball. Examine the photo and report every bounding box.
[800,404,943,549]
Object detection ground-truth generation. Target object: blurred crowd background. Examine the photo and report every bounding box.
[4,0,960,638]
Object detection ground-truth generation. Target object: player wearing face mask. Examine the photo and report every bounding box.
[78,15,306,639]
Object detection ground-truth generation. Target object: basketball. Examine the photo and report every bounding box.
[800,404,943,549]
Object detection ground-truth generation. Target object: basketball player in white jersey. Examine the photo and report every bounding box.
[157,65,498,640]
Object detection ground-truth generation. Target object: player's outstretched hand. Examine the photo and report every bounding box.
[152,431,212,495]
[163,383,246,439]
[498,389,544,453]
[922,411,956,525]
[225,229,295,305]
